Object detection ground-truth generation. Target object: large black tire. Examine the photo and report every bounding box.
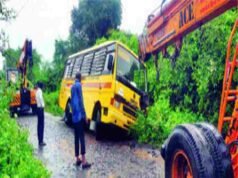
[162,124,216,178]
[64,101,72,126]
[196,123,234,178]
[94,107,102,140]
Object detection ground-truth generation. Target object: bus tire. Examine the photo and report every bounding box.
[64,101,72,126]
[196,123,234,178]
[163,124,215,178]
[94,106,102,140]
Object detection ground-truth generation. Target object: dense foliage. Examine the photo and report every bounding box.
[71,0,122,50]
[132,100,203,146]
[44,91,64,116]
[0,80,50,177]
[96,30,138,53]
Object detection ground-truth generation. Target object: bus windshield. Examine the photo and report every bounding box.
[117,46,147,92]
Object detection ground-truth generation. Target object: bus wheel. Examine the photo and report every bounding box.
[94,107,102,140]
[64,102,72,126]
[196,123,234,178]
[163,124,215,178]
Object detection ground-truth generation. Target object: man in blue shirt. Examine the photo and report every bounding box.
[71,72,91,169]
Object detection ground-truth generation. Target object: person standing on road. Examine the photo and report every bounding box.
[35,82,46,147]
[71,72,91,169]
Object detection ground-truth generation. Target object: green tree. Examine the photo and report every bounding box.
[50,39,71,90]
[2,48,20,68]
[96,30,138,54]
[70,0,122,51]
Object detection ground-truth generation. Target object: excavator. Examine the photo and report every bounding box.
[139,0,238,177]
[8,39,37,117]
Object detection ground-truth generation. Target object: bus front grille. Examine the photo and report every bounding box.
[123,106,136,118]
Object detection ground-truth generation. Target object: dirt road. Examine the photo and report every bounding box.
[17,113,164,178]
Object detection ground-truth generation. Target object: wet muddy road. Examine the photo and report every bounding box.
[17,113,164,178]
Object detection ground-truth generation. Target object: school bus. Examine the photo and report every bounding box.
[59,41,149,139]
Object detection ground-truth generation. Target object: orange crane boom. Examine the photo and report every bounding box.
[139,0,237,61]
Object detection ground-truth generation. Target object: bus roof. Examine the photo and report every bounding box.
[68,41,138,59]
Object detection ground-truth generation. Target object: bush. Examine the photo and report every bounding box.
[96,30,138,54]
[44,91,63,116]
[0,113,50,177]
[131,99,204,147]
[0,80,50,177]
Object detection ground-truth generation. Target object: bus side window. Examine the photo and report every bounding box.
[91,48,107,76]
[64,59,71,78]
[81,52,94,76]
[67,58,75,78]
[72,55,83,77]
[102,53,114,75]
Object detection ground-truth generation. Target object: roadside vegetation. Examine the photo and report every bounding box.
[44,91,63,116]
[0,80,50,177]
[0,2,49,177]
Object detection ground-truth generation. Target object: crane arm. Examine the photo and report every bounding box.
[17,39,32,88]
[139,0,238,61]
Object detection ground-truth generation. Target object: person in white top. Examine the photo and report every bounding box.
[35,82,46,146]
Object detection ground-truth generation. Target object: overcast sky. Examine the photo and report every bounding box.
[0,0,160,69]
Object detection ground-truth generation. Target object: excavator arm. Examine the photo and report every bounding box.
[17,39,32,88]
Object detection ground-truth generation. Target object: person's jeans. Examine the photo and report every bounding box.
[74,120,86,156]
[37,107,44,143]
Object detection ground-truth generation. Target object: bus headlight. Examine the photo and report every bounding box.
[111,98,121,109]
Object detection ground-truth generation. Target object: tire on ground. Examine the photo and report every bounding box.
[162,124,216,178]
[195,122,234,178]
[93,106,102,140]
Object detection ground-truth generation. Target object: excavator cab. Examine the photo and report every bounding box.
[6,68,18,84]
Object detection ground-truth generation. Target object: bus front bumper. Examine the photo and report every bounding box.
[101,107,136,130]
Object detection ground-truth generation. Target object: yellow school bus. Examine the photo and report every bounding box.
[59,41,149,139]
